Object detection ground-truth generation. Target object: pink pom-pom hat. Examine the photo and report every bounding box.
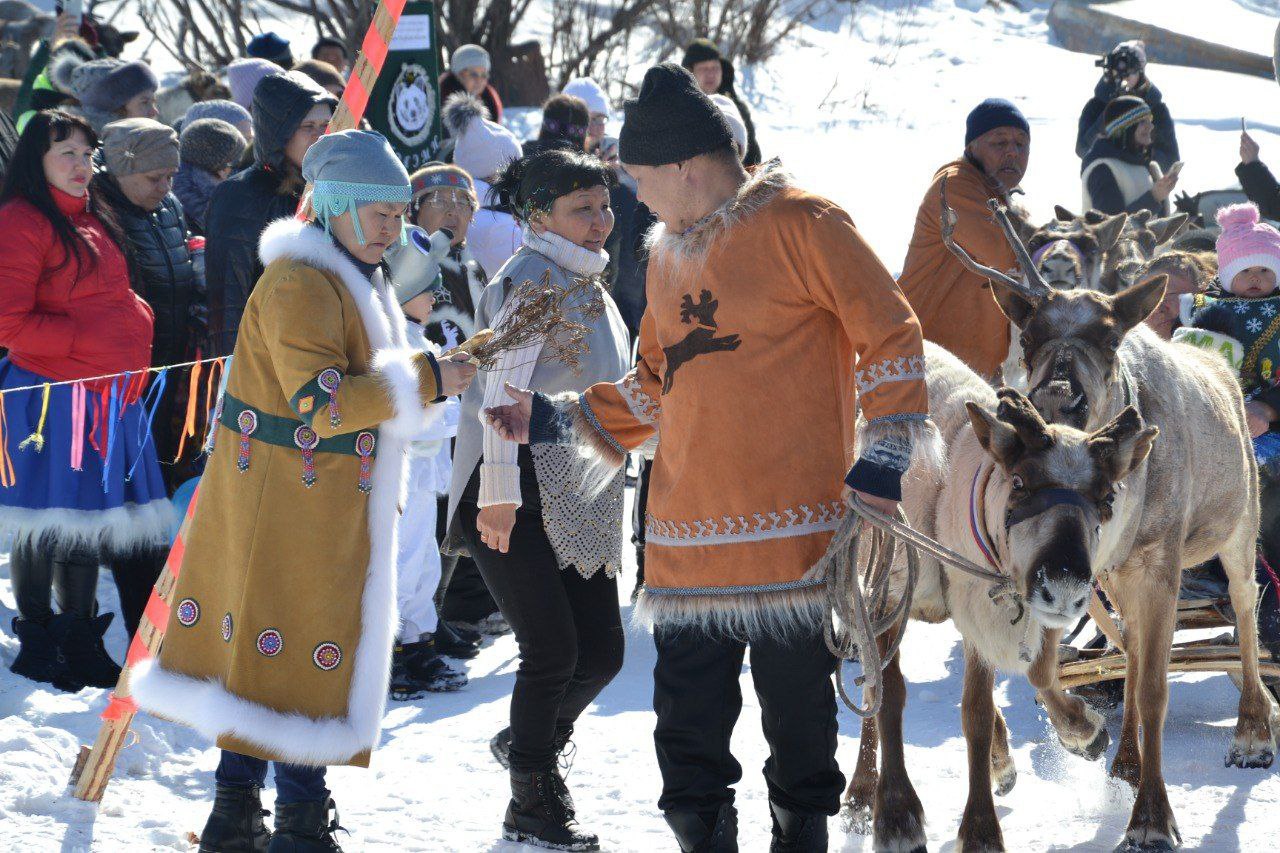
[1216,202,1280,294]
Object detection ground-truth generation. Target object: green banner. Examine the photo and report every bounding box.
[366,1,443,171]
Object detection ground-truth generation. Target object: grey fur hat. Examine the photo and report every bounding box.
[78,59,158,113]
[47,39,97,95]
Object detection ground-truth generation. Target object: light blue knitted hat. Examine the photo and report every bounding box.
[301,129,412,245]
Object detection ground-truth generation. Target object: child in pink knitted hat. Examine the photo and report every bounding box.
[1180,203,1280,444]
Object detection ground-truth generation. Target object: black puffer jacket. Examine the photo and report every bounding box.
[93,174,199,367]
[204,74,336,356]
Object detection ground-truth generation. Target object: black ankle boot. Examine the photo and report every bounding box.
[665,804,738,852]
[503,768,599,851]
[9,616,78,691]
[434,621,481,659]
[768,801,827,852]
[268,798,346,852]
[198,784,271,853]
[51,612,122,689]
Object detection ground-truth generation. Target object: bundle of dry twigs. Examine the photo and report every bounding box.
[452,270,606,374]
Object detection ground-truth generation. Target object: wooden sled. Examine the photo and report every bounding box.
[1057,589,1280,690]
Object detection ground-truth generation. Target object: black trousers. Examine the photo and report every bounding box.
[456,459,624,772]
[9,537,165,639]
[653,624,845,817]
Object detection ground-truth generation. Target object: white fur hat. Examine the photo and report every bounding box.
[709,94,747,162]
[443,92,522,182]
[562,77,609,118]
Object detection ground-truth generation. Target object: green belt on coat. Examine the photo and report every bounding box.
[219,393,378,457]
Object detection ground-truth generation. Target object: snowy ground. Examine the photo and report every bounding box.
[5,0,1280,850]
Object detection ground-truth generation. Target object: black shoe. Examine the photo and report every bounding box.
[49,613,120,689]
[268,798,346,853]
[9,617,78,691]
[445,620,483,645]
[198,784,272,853]
[503,768,599,851]
[389,645,426,701]
[433,622,481,660]
[403,639,468,692]
[665,804,738,852]
[490,727,512,769]
[768,802,827,853]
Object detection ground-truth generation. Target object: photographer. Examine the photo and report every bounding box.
[1237,126,1280,221]
[1077,40,1180,173]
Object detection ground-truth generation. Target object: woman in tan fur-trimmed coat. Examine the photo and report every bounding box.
[131,130,475,852]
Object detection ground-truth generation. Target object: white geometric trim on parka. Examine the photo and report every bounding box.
[855,354,926,398]
[131,217,432,767]
[644,499,848,547]
[620,372,661,426]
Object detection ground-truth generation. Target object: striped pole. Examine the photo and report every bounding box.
[68,0,408,803]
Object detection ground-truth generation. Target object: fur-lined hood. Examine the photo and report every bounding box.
[644,158,791,268]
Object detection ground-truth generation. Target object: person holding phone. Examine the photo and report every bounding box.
[1081,95,1179,216]
[1077,39,1180,173]
[1238,119,1280,221]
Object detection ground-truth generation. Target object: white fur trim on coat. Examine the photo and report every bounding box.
[132,218,422,766]
[0,498,175,553]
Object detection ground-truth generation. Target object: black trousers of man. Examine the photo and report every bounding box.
[652,622,845,820]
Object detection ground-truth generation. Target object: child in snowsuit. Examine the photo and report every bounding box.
[1178,202,1280,661]
[387,226,470,697]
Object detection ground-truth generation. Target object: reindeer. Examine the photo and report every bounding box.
[1024,209,1128,290]
[1070,206,1189,295]
[660,289,740,393]
[913,186,1276,850]
[843,342,1167,852]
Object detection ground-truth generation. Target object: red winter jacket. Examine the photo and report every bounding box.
[0,186,154,394]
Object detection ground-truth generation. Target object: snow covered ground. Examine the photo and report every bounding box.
[4,0,1280,850]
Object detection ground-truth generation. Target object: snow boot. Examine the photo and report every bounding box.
[404,638,468,691]
[490,727,572,772]
[268,798,346,853]
[49,612,121,689]
[768,802,827,852]
[435,620,481,659]
[389,645,426,701]
[477,611,512,636]
[198,784,272,853]
[9,616,78,691]
[503,768,599,851]
[490,726,512,769]
[446,620,483,645]
[665,804,738,852]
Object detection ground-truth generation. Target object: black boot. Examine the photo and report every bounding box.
[665,804,738,852]
[268,799,346,852]
[404,637,468,691]
[490,726,512,769]
[389,645,425,701]
[768,801,827,853]
[490,726,572,772]
[51,612,122,689]
[198,784,271,853]
[434,620,481,659]
[9,617,79,691]
[445,620,482,645]
[503,768,599,851]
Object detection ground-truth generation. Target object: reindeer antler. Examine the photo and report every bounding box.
[985,198,1051,298]
[939,176,1045,303]
[995,387,1053,449]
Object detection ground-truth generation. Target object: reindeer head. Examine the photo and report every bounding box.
[1079,208,1189,295]
[966,389,1158,627]
[1024,207,1128,291]
[940,180,1168,430]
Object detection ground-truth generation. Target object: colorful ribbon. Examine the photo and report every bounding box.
[174,361,203,464]
[100,376,122,493]
[0,392,15,488]
[18,384,51,453]
[126,370,168,482]
[70,382,87,471]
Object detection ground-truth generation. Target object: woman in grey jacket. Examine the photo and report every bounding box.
[445,149,630,852]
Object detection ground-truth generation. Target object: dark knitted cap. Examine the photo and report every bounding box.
[181,118,248,173]
[682,38,722,69]
[248,31,293,67]
[619,62,734,167]
[964,98,1029,146]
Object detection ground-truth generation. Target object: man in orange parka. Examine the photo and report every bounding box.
[484,63,935,852]
[898,99,1030,382]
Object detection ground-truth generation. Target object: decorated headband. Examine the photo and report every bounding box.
[311,179,413,245]
[411,170,475,200]
[1104,104,1153,139]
